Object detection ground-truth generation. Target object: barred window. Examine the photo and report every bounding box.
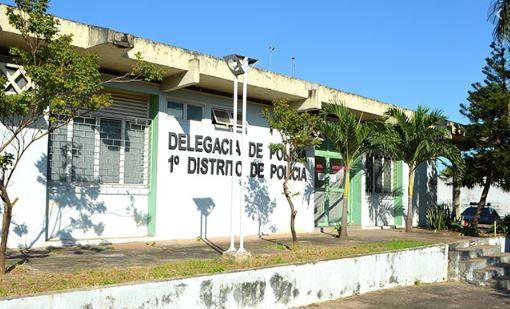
[71,117,97,182]
[124,122,147,184]
[48,124,69,182]
[48,116,150,186]
[365,154,392,194]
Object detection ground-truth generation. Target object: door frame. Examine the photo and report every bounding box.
[314,149,357,227]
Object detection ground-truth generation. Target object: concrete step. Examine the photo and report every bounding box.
[472,263,510,282]
[449,238,497,250]
[460,258,492,277]
[488,276,510,290]
[451,245,501,260]
[460,254,510,282]
[485,253,510,264]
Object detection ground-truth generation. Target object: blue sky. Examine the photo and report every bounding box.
[4,0,495,123]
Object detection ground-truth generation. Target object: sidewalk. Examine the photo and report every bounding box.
[9,228,472,273]
[305,281,510,308]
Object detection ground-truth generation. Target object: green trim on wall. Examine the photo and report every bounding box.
[349,158,363,225]
[147,95,159,236]
[393,160,404,226]
[314,149,342,159]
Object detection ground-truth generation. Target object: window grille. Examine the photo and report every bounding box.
[365,154,392,194]
[0,62,33,94]
[48,93,151,187]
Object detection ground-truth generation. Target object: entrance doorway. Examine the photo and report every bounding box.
[314,153,356,227]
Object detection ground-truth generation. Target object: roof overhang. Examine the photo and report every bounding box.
[0,3,427,123]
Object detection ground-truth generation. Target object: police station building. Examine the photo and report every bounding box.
[0,6,438,248]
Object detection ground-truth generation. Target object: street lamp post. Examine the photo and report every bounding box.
[225,73,238,254]
[223,54,258,256]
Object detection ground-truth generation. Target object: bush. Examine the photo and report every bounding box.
[497,215,510,236]
[333,221,342,238]
[450,221,479,237]
[426,203,452,231]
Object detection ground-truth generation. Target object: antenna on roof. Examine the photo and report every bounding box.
[291,57,296,77]
[268,45,276,70]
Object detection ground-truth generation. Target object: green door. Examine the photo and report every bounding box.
[314,152,355,227]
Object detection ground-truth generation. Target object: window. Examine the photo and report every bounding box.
[48,116,150,186]
[124,122,147,184]
[167,102,184,118]
[71,117,97,182]
[212,109,231,126]
[99,118,122,183]
[167,101,204,122]
[365,154,392,194]
[187,104,203,121]
[211,108,245,127]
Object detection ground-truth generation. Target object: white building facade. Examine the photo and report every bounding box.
[0,5,438,248]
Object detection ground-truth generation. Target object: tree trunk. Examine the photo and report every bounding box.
[340,167,350,238]
[472,180,491,228]
[283,179,298,249]
[0,184,13,275]
[405,167,415,232]
[452,175,461,221]
[283,157,298,249]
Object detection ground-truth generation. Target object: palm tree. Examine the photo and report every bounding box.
[319,103,375,238]
[490,0,510,43]
[380,106,463,232]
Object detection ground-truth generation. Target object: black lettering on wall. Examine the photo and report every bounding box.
[204,136,212,153]
[213,138,222,154]
[235,161,242,177]
[178,133,187,151]
[221,139,230,155]
[195,135,204,152]
[217,159,226,175]
[256,143,263,159]
[169,132,178,150]
[188,157,197,174]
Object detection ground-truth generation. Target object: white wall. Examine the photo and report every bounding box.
[155,90,314,240]
[0,123,48,249]
[362,160,436,228]
[438,178,510,217]
[0,244,448,308]
[46,187,148,243]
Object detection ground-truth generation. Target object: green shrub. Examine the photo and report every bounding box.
[426,203,451,231]
[333,221,342,238]
[497,215,510,236]
[450,221,479,236]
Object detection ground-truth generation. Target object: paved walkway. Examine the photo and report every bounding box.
[8,228,471,273]
[306,282,510,308]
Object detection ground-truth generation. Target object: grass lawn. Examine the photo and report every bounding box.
[0,239,430,298]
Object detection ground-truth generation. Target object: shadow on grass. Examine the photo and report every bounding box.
[318,227,340,238]
[260,237,292,251]
[201,238,225,255]
[5,249,50,273]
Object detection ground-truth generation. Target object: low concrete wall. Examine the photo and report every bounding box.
[1,245,447,308]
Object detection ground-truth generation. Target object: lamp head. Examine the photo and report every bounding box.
[223,54,258,76]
